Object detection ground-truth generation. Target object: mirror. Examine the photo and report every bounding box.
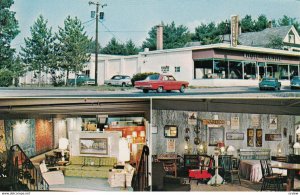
[164,125,178,138]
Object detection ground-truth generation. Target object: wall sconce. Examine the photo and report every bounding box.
[140,131,145,142]
[132,131,137,143]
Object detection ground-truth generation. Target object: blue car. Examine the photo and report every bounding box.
[291,76,300,89]
[259,78,281,91]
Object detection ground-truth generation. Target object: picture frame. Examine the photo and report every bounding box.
[152,126,158,134]
[265,134,282,141]
[208,127,225,146]
[247,128,254,147]
[226,132,244,140]
[256,129,262,147]
[164,125,178,138]
[80,138,108,155]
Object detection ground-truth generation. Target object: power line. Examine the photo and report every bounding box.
[99,20,124,43]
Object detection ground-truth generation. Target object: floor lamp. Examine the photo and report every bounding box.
[207,147,224,186]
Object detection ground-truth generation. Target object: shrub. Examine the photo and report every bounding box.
[131,72,159,86]
[0,69,13,87]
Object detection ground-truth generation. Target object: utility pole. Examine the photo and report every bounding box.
[89,1,106,86]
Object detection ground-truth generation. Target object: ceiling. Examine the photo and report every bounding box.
[0,98,150,119]
[152,99,300,115]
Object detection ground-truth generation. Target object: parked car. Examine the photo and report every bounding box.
[134,74,189,93]
[104,75,132,87]
[259,77,281,90]
[291,76,300,89]
[67,75,95,86]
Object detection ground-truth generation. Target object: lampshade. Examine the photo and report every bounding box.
[118,138,130,163]
[296,126,300,135]
[59,138,69,150]
[227,145,235,152]
[293,142,300,149]
[132,131,137,138]
[217,142,225,148]
[199,144,204,150]
[140,131,145,137]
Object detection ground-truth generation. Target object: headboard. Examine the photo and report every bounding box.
[238,149,271,160]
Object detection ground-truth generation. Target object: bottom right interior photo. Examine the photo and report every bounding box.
[151,99,300,192]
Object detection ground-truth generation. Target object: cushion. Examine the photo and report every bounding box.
[70,156,84,165]
[84,157,100,166]
[99,157,117,166]
[64,164,83,170]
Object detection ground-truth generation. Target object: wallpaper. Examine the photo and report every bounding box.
[5,119,36,157]
[35,119,54,154]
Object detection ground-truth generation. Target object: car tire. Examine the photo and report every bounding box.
[143,89,149,93]
[167,90,171,93]
[122,82,126,87]
[259,87,262,90]
[157,86,163,93]
[179,85,185,93]
[107,83,111,85]
[291,86,294,90]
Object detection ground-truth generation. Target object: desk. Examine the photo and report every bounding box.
[157,154,178,177]
[272,162,300,191]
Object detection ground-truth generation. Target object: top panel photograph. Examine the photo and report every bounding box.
[1,0,300,98]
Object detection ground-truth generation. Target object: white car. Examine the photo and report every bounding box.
[104,75,132,87]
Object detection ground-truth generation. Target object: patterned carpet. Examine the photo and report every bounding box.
[49,176,133,192]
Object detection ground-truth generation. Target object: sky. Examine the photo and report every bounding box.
[11,0,300,51]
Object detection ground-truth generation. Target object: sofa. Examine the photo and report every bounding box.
[64,156,117,178]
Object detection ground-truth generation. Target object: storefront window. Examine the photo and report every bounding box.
[290,65,299,79]
[244,62,256,79]
[278,65,289,80]
[194,60,213,79]
[229,61,243,79]
[213,60,228,79]
[267,64,278,78]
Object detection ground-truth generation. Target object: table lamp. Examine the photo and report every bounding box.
[227,145,235,156]
[217,142,225,155]
[118,138,130,165]
[293,142,300,155]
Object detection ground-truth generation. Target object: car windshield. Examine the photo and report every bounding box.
[111,76,120,80]
[293,76,300,80]
[145,74,160,80]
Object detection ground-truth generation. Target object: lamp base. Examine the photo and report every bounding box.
[207,174,223,186]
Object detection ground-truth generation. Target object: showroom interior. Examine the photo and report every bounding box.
[151,99,300,191]
[0,98,151,191]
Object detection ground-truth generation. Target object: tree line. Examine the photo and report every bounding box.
[1,0,299,87]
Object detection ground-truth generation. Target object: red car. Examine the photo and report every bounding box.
[134,74,189,93]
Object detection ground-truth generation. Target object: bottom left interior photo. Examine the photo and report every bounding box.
[0,98,151,192]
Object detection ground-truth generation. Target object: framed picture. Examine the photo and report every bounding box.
[208,127,224,146]
[247,128,254,147]
[226,132,244,140]
[80,138,108,155]
[269,116,278,130]
[166,139,176,153]
[256,129,262,147]
[164,125,178,138]
[265,134,282,141]
[188,112,197,125]
[230,117,239,130]
[152,126,158,134]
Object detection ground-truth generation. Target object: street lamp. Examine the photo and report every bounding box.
[89,1,107,86]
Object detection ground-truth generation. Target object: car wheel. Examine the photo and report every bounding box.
[143,89,149,93]
[157,86,163,93]
[277,87,280,91]
[259,87,262,90]
[166,90,171,93]
[291,86,294,90]
[179,85,185,93]
[107,83,111,85]
[121,82,126,87]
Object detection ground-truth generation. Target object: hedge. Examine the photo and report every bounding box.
[0,69,13,87]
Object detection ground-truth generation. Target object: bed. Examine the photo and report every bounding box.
[238,149,287,183]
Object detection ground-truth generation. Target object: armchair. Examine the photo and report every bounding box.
[39,161,64,185]
[152,162,190,191]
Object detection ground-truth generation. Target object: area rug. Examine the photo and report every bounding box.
[50,176,132,192]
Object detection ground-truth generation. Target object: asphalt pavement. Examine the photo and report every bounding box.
[0,86,299,98]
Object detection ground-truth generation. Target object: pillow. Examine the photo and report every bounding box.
[40,162,48,173]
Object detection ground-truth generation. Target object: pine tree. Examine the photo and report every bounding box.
[0,0,19,69]
[56,16,91,83]
[20,15,55,87]
[125,40,139,55]
[101,38,126,55]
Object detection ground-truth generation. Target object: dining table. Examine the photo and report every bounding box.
[271,162,300,191]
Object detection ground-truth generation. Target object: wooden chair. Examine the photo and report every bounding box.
[220,155,241,185]
[260,160,283,191]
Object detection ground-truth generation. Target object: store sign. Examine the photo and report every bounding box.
[202,119,225,125]
[161,66,170,73]
[231,15,239,47]
[244,53,282,61]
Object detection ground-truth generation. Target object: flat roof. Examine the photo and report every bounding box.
[140,43,300,57]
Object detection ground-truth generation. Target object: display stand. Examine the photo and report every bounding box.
[207,150,223,186]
